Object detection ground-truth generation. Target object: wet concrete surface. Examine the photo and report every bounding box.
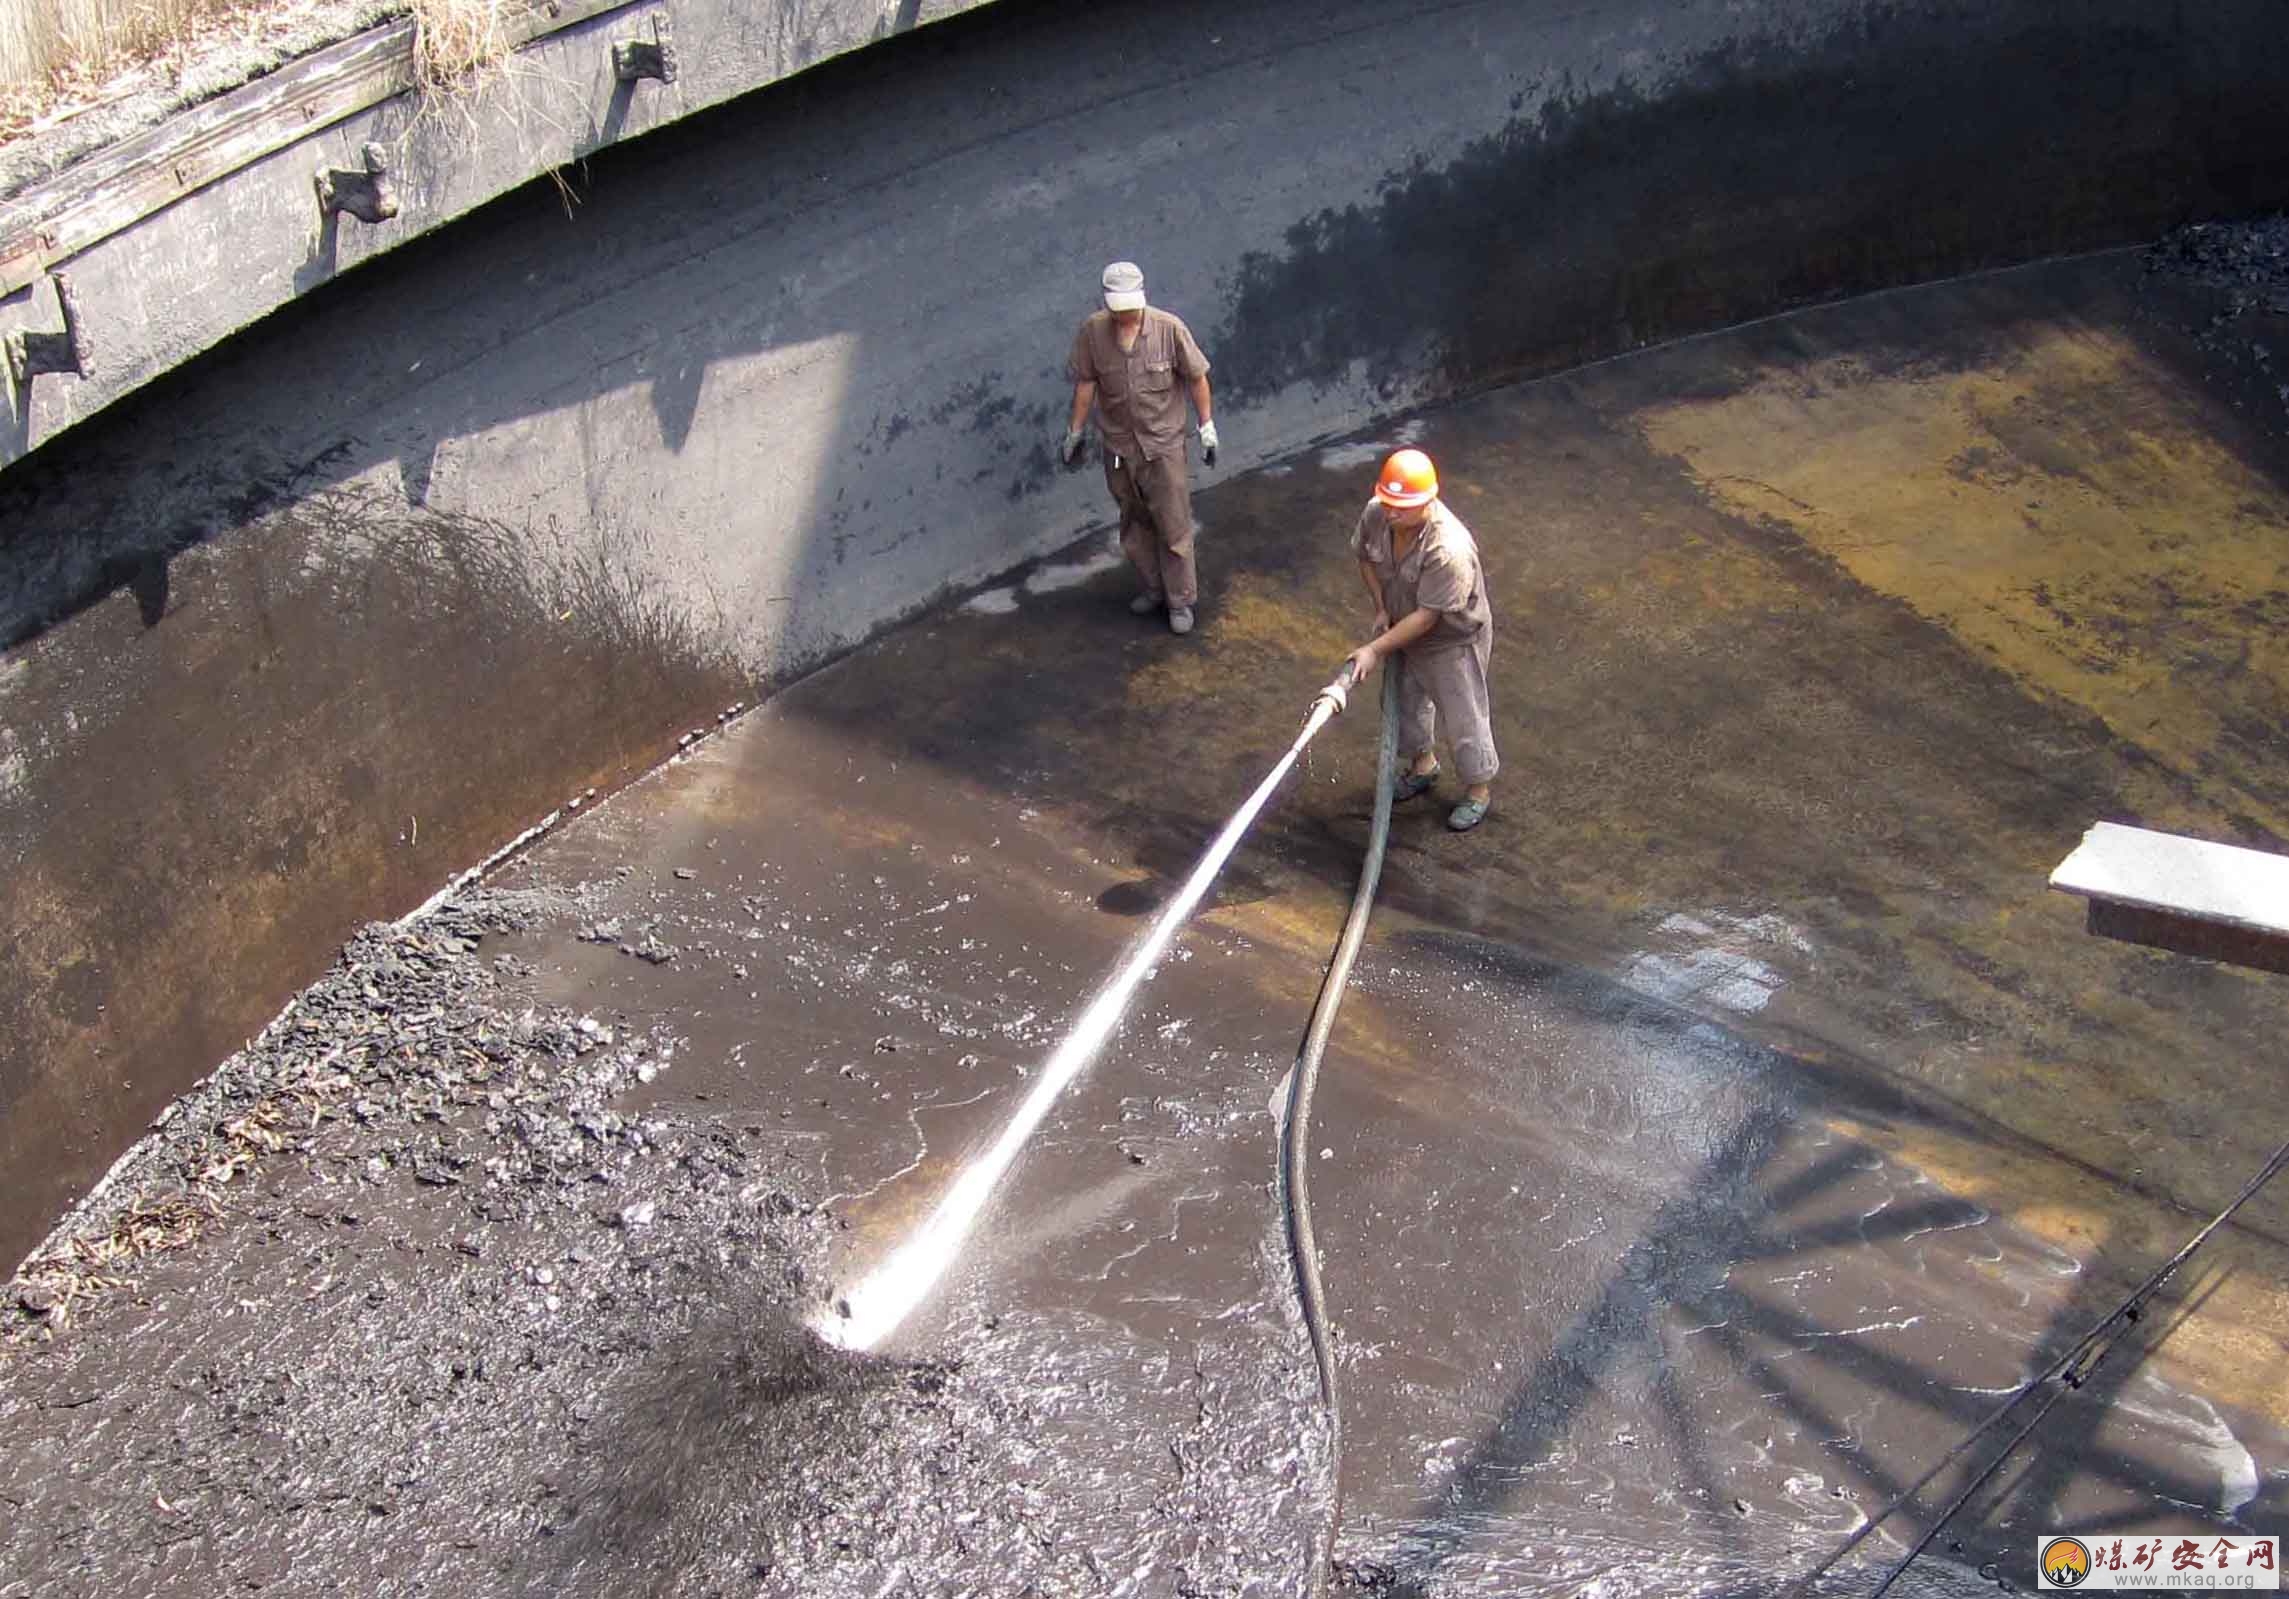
[8,244,2289,1595]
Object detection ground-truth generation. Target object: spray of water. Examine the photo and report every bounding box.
[818,690,1349,1351]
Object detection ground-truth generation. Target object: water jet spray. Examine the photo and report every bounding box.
[815,661,1373,1353]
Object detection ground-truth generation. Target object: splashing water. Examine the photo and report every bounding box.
[819,695,1344,1351]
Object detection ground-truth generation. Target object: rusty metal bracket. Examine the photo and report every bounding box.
[6,272,91,392]
[315,142,399,225]
[0,229,57,302]
[612,16,678,84]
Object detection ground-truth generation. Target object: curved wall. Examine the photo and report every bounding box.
[4,0,2287,1264]
[0,0,1002,469]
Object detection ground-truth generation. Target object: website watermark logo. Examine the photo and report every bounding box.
[2037,1534,2278,1590]
[2040,1538,2092,1587]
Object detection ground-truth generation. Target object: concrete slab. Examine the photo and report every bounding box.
[8,248,2287,1595]
[2053,822,2289,932]
[2053,821,2289,975]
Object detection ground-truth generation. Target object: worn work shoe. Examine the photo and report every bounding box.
[1446,796,1491,832]
[1167,605,1195,636]
[1393,764,1440,802]
[1130,591,1164,616]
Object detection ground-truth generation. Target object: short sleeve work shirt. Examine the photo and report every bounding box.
[1067,307,1210,463]
[1350,498,1493,653]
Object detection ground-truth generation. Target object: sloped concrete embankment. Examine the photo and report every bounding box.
[4,0,2288,1265]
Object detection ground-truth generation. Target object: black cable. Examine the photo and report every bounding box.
[1865,1293,2176,1599]
[1283,661,1401,1597]
[1784,1134,2289,1597]
[1864,1374,2077,1598]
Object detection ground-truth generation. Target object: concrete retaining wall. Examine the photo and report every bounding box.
[5,0,2287,1264]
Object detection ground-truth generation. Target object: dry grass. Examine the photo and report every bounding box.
[9,1189,220,1333]
[1,0,281,142]
[408,0,507,94]
[0,0,512,152]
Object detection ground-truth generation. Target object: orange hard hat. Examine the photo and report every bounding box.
[1374,448,1438,508]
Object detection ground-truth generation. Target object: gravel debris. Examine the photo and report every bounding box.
[2146,213,2289,313]
[0,885,1166,1595]
[2144,213,2289,426]
[5,888,651,1336]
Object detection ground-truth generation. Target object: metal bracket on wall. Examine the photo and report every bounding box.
[6,272,91,392]
[612,16,678,84]
[315,142,401,225]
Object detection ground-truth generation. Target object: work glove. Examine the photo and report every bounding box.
[1198,419,1219,467]
[1060,428,1085,465]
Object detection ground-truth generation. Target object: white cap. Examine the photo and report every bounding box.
[1101,260,1147,312]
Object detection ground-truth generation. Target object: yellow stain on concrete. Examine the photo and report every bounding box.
[665,739,928,854]
[1209,889,1574,1133]
[1125,574,1359,710]
[1201,878,1346,959]
[1640,326,2289,833]
[808,806,922,855]
[1588,524,1789,626]
[1223,905,1450,1094]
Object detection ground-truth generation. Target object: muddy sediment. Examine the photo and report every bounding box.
[0,888,1326,1597]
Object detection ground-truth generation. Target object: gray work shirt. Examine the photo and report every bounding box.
[1350,498,1493,653]
[1067,307,1210,463]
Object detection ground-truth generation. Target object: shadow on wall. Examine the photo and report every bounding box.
[6,0,2289,656]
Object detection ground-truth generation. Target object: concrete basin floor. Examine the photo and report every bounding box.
[4,248,2287,1597]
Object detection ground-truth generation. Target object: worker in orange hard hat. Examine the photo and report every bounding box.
[1343,447,1498,831]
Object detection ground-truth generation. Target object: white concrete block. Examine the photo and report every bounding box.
[2050,821,2289,935]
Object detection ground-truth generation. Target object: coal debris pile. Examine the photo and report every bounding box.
[0,886,1205,1597]
[6,888,652,1333]
[2144,213,2289,430]
[2147,214,2289,314]
[548,1269,952,1593]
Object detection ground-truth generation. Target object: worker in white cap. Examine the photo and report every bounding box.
[1063,261,1218,635]
[1344,448,1498,831]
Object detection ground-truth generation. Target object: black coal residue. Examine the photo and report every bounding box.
[546,1266,953,1596]
[2146,214,2289,314]
[1215,1,2289,410]
[2144,213,2289,433]
[0,875,1189,1597]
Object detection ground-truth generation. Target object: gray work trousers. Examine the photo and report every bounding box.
[1105,449,1198,607]
[1400,633,1498,785]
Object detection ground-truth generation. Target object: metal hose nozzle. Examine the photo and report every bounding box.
[1299,661,1360,743]
[1290,667,1355,754]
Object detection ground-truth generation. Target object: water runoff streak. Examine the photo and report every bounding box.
[817,666,1365,1352]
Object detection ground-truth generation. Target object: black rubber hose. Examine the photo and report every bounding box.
[1283,660,1401,1597]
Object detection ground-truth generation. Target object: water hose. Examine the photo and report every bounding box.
[1283,658,1402,1596]
[823,659,1393,1356]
